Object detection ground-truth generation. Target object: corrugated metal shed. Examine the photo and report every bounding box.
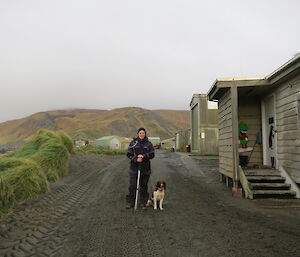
[190,94,219,155]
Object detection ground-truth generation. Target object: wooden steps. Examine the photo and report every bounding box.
[244,168,296,199]
[247,176,285,183]
[252,190,296,197]
[251,183,291,190]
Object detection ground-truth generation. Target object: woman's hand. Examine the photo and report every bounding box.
[137,154,144,162]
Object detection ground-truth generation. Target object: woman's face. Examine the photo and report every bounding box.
[138,130,145,140]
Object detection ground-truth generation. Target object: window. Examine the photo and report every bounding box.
[208,100,218,110]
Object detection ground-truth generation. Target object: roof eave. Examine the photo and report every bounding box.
[266,54,300,83]
[207,77,267,101]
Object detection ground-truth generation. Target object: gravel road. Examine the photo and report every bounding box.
[0,150,300,257]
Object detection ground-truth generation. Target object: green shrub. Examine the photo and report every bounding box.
[33,140,69,181]
[0,157,28,172]
[10,129,74,181]
[0,158,48,213]
[2,158,49,200]
[0,176,15,213]
[0,129,74,215]
[57,130,75,154]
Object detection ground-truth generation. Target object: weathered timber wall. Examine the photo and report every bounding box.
[218,89,233,178]
[275,73,300,183]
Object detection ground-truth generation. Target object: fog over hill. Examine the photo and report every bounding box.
[0,107,190,145]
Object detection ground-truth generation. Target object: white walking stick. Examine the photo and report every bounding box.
[134,166,141,211]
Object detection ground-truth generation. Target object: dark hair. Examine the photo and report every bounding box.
[137,127,146,134]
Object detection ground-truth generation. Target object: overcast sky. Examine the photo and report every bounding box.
[1,0,299,122]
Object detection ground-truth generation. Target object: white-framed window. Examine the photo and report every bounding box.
[208,100,218,110]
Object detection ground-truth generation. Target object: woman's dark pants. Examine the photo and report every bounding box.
[127,173,150,206]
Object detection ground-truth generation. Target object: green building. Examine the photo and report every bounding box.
[148,137,161,148]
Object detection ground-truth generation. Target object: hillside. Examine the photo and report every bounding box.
[0,107,190,145]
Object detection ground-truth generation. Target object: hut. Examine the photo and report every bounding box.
[207,55,300,199]
[148,137,161,148]
[74,139,89,147]
[190,94,219,155]
[161,137,175,151]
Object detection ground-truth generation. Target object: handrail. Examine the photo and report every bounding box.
[238,165,253,199]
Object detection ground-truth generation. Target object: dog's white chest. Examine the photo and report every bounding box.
[154,190,164,201]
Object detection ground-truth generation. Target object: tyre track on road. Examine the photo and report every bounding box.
[2,152,299,257]
[0,155,124,257]
[158,152,300,257]
[69,156,164,257]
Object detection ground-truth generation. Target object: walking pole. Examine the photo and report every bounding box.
[134,164,141,211]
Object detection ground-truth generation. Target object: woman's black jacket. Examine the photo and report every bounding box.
[126,137,155,174]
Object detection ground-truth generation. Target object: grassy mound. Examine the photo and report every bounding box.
[11,130,74,181]
[75,145,126,155]
[0,158,48,200]
[0,130,74,215]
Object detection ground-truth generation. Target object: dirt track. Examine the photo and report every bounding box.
[0,150,300,257]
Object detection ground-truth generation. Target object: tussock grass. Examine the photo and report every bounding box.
[75,145,126,155]
[11,130,74,181]
[57,131,75,154]
[0,176,15,213]
[1,158,48,200]
[0,157,27,171]
[0,129,74,215]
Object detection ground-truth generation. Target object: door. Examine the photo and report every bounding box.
[262,94,277,168]
[191,105,199,151]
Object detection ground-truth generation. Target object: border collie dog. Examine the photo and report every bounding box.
[147,181,166,210]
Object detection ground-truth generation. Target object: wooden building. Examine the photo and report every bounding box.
[207,55,300,198]
[190,94,218,155]
[74,139,89,147]
[161,137,175,151]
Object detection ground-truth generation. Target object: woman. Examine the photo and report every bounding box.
[126,128,155,209]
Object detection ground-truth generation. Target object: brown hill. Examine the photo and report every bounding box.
[0,107,190,145]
